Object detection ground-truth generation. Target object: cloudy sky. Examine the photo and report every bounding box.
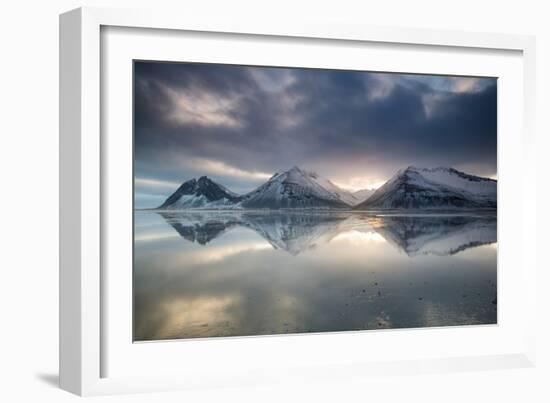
[134,61,497,208]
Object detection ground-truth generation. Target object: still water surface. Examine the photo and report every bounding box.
[134,210,497,341]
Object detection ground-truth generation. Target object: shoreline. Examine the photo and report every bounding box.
[136,208,497,216]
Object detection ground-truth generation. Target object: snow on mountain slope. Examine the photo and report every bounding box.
[158,176,241,209]
[156,166,495,211]
[305,171,360,205]
[353,188,375,203]
[239,166,350,209]
[416,167,496,198]
[356,166,497,209]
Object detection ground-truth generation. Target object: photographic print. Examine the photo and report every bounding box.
[133,61,497,342]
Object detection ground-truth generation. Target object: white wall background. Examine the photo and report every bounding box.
[1,0,548,401]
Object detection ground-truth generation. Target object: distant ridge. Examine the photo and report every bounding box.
[157,166,497,210]
[352,188,375,203]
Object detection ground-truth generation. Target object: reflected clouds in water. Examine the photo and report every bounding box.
[134,211,497,341]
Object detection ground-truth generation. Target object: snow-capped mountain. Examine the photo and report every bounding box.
[156,166,496,211]
[156,167,356,210]
[356,166,497,209]
[158,176,241,209]
[353,188,375,203]
[239,166,351,209]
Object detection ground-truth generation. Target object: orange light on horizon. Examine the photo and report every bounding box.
[334,178,386,192]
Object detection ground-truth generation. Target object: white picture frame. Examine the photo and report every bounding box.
[60,6,537,396]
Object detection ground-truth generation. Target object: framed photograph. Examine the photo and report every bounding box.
[60,7,537,396]
[133,60,500,342]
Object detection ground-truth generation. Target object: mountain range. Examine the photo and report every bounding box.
[156,165,497,210]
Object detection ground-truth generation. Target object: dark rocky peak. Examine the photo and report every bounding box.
[158,178,198,208]
[194,176,240,202]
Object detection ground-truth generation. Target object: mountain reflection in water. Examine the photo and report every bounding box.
[158,211,496,257]
[134,210,497,341]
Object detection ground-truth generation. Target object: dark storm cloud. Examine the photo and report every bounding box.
[134,61,496,207]
[134,63,294,173]
[278,69,496,166]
